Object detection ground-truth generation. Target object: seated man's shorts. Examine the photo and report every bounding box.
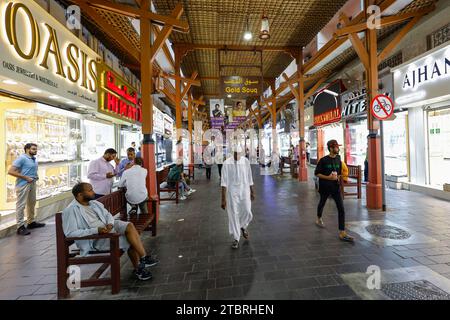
[93,220,131,252]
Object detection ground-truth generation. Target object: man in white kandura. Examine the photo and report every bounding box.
[221,144,255,249]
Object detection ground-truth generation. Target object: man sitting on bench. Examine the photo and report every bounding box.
[62,183,159,281]
[118,157,148,215]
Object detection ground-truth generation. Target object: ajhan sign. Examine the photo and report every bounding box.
[98,64,142,123]
[220,76,263,97]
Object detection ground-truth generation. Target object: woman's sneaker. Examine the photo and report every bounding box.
[180,195,187,200]
[134,267,153,281]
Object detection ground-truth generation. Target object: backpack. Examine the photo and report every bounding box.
[341,161,349,183]
[167,167,181,183]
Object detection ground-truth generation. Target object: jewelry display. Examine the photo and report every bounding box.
[4,108,82,203]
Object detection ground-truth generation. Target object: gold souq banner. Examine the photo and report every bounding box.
[220,76,263,97]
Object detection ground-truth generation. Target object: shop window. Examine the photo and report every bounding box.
[383,112,408,177]
[428,108,450,187]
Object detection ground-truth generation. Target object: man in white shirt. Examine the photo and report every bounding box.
[118,157,148,214]
[221,144,255,249]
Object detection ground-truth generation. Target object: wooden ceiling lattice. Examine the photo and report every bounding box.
[153,0,349,97]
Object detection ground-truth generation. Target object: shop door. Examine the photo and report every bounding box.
[428,108,450,187]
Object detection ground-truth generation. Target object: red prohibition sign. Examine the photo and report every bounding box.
[371,94,394,120]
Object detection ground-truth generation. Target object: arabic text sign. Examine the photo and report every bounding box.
[371,94,394,120]
[220,76,263,97]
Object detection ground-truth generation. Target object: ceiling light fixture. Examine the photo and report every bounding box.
[259,12,270,40]
[243,16,252,41]
[3,79,17,85]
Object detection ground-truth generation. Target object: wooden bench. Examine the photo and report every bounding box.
[56,190,158,299]
[341,164,362,199]
[184,165,195,181]
[157,166,179,204]
[279,156,292,175]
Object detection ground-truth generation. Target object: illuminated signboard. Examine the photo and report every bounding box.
[98,63,142,123]
[0,1,99,108]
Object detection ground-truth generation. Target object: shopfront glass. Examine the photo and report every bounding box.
[346,119,367,166]
[120,129,141,158]
[383,111,408,177]
[322,123,345,158]
[428,107,450,187]
[1,100,82,210]
[308,129,318,164]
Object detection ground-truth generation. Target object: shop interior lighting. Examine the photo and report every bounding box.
[3,79,18,85]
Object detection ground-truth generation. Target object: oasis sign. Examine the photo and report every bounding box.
[393,44,450,107]
[99,64,142,123]
[0,1,99,108]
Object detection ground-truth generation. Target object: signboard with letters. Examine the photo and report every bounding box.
[393,44,450,108]
[0,0,99,109]
[220,76,263,98]
[313,80,346,126]
[98,63,142,123]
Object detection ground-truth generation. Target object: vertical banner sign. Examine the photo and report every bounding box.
[98,63,142,123]
[210,99,225,129]
[220,76,263,98]
[226,100,247,129]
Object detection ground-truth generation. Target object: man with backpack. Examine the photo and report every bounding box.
[167,160,196,200]
[314,140,354,242]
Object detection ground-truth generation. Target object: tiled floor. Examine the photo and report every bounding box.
[2,166,450,300]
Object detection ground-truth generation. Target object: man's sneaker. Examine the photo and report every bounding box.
[339,231,354,243]
[180,195,187,200]
[134,267,153,281]
[140,256,159,267]
[27,222,45,229]
[17,226,30,236]
[315,218,325,228]
[189,189,196,194]
[231,240,239,249]
[241,228,249,239]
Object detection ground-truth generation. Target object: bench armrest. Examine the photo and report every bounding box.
[66,233,120,242]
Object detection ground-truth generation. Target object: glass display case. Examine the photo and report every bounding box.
[1,102,83,210]
[82,120,115,161]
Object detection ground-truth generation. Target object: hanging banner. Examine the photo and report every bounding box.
[220,76,263,97]
[210,99,225,129]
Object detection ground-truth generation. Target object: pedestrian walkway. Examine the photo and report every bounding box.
[2,167,450,300]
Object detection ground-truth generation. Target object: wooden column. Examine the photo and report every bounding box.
[140,0,158,220]
[188,95,194,167]
[297,49,308,181]
[270,81,278,157]
[175,49,183,137]
[365,9,383,210]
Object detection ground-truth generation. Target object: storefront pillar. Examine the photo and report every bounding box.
[296,50,308,181]
[270,81,278,159]
[188,95,194,168]
[140,0,159,221]
[365,17,383,210]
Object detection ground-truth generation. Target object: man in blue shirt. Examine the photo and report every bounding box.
[8,143,46,235]
[118,147,136,177]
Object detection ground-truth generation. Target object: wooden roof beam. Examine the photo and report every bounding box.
[335,5,436,38]
[83,0,189,32]
[150,4,184,62]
